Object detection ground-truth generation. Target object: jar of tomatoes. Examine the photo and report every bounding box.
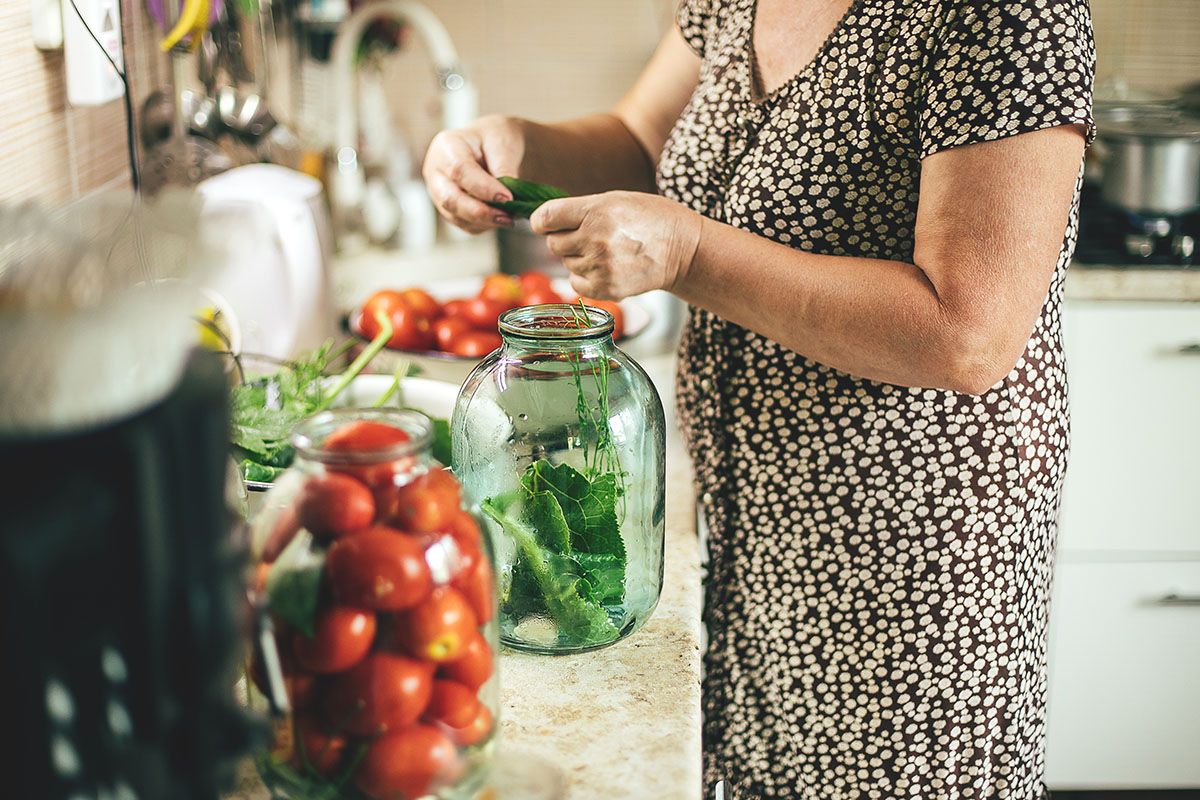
[247,408,497,800]
[452,304,666,654]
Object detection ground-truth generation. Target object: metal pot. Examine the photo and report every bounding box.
[1098,112,1200,216]
[497,218,566,276]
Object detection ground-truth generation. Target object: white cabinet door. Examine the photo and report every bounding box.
[1045,560,1200,789]
[1059,301,1200,553]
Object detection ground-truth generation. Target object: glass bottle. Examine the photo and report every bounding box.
[246,408,497,799]
[452,304,666,654]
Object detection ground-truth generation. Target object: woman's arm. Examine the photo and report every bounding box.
[532,124,1086,395]
[422,31,698,232]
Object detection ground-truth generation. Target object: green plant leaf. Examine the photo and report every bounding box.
[265,531,325,637]
[488,176,569,218]
[523,460,626,563]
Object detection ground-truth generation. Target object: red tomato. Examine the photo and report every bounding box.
[423,679,480,729]
[446,330,502,358]
[383,469,460,533]
[447,703,493,747]
[452,556,494,625]
[578,297,625,339]
[437,631,493,691]
[261,505,301,563]
[441,298,469,318]
[395,588,478,663]
[461,297,507,330]
[293,607,376,674]
[326,525,433,611]
[296,714,347,777]
[479,274,522,309]
[354,725,460,800]
[322,652,434,737]
[359,291,434,351]
[324,421,415,489]
[446,509,481,547]
[296,474,375,540]
[432,315,471,352]
[518,271,554,294]
[521,286,565,306]
[399,288,442,320]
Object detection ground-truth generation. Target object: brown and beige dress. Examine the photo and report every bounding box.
[657,1,1094,797]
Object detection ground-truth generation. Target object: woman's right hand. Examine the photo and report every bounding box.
[422,115,526,234]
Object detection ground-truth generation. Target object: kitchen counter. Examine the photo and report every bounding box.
[1065,265,1200,302]
[224,242,703,799]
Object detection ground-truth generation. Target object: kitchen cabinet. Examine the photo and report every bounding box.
[1057,301,1200,554]
[1045,297,1200,790]
[1044,560,1200,788]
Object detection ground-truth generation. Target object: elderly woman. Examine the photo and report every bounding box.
[424,1,1094,797]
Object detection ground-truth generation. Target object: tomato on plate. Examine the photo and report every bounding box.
[447,703,493,747]
[521,286,565,306]
[322,652,434,737]
[359,291,434,351]
[423,679,480,729]
[399,288,442,320]
[296,714,347,777]
[461,297,508,330]
[324,421,415,488]
[446,330,502,358]
[383,469,460,533]
[326,525,433,611]
[479,274,522,309]
[354,725,460,800]
[578,297,625,339]
[432,315,471,352]
[441,298,470,319]
[296,474,375,540]
[293,606,377,674]
[437,631,493,691]
[518,271,553,294]
[394,587,478,663]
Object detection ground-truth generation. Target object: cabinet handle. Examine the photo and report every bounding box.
[1178,343,1200,356]
[1154,592,1200,607]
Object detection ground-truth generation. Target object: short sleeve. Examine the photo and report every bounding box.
[918,0,1096,159]
[676,0,714,58]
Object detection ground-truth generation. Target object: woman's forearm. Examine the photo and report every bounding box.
[517,114,658,196]
[676,219,1019,394]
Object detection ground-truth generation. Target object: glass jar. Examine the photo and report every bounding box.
[452,304,666,654]
[246,408,498,800]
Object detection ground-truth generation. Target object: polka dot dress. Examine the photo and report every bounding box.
[657,1,1095,798]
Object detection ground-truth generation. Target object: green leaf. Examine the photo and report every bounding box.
[575,552,625,607]
[265,531,325,637]
[523,460,626,562]
[430,418,453,467]
[481,499,617,645]
[525,491,572,554]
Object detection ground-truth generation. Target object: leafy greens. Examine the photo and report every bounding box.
[488,176,569,218]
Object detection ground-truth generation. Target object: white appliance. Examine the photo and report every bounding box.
[195,164,335,360]
[62,0,124,105]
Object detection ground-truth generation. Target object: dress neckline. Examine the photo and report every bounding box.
[744,0,863,104]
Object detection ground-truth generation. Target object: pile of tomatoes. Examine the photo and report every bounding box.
[358,271,626,358]
[252,418,495,800]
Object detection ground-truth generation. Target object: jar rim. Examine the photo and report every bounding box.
[498,303,614,341]
[291,408,433,465]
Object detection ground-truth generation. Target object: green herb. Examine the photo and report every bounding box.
[488,176,569,218]
[265,531,325,637]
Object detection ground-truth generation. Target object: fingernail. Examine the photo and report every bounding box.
[493,193,511,202]
[493,215,512,226]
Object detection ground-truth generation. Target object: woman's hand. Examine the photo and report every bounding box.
[530,191,703,300]
[422,115,527,233]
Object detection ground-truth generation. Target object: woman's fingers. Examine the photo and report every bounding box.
[530,196,591,234]
[428,174,511,231]
[446,151,513,204]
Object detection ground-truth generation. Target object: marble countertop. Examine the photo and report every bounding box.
[1065,265,1200,302]
[225,239,704,800]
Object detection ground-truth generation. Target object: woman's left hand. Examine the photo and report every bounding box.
[529,191,703,300]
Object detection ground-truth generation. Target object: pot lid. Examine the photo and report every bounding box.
[1101,112,1200,141]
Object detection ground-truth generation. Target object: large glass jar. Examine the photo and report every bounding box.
[452,304,666,654]
[246,408,498,800]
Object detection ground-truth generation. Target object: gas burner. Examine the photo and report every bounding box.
[1076,184,1199,268]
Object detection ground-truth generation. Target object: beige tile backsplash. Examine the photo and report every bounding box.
[1,0,1197,204]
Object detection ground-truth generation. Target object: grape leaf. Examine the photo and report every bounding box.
[522,460,626,565]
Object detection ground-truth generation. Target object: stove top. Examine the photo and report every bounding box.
[1075,184,1198,269]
